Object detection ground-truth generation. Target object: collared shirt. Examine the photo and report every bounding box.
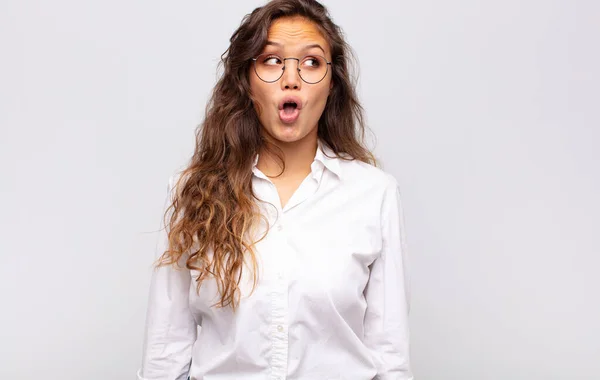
[138,140,413,380]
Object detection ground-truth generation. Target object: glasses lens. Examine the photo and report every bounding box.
[254,54,284,82]
[298,55,328,83]
[254,54,328,83]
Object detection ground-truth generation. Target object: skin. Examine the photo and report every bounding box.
[250,16,333,208]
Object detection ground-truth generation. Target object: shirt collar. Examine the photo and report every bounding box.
[251,139,342,180]
[314,139,342,179]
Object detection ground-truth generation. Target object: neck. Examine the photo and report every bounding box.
[257,130,318,179]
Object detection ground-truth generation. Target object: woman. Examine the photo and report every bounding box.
[138,0,413,379]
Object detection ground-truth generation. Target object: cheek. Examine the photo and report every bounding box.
[310,85,331,112]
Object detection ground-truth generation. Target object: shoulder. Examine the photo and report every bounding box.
[338,158,398,193]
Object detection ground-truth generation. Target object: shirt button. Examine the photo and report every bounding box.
[277,325,284,332]
[277,224,283,232]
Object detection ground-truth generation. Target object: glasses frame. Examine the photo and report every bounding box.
[251,54,333,84]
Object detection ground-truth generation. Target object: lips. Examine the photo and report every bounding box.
[278,96,303,124]
[278,96,303,111]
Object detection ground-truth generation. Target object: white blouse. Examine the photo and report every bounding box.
[138,140,413,380]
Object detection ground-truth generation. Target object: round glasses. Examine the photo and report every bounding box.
[252,54,332,84]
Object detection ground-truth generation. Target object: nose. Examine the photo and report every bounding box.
[280,58,301,90]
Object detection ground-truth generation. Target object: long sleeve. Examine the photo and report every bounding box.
[137,175,198,380]
[363,174,413,380]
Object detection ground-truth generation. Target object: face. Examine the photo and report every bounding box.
[249,16,333,145]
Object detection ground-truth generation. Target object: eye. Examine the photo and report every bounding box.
[302,56,321,68]
[262,55,282,65]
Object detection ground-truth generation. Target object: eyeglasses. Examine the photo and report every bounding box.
[252,54,332,84]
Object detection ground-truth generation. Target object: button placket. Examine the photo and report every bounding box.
[269,232,289,379]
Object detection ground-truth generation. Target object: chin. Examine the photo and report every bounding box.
[274,132,302,144]
[268,123,302,142]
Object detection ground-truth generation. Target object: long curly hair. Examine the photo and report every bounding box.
[155,0,378,311]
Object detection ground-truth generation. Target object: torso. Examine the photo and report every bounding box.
[183,155,402,379]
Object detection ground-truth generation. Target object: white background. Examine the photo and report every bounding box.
[1,1,598,379]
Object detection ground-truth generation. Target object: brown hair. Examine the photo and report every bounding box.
[156,0,378,310]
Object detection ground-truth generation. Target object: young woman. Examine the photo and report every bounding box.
[138,1,413,379]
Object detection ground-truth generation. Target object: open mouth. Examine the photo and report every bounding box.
[282,101,298,115]
[278,96,302,124]
[278,100,301,124]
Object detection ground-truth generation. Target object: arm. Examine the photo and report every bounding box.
[137,175,197,380]
[363,174,413,380]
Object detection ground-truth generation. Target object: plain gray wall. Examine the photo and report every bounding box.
[1,0,598,379]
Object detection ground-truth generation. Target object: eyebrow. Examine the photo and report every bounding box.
[264,41,326,54]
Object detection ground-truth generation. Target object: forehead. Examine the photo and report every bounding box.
[266,16,329,52]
